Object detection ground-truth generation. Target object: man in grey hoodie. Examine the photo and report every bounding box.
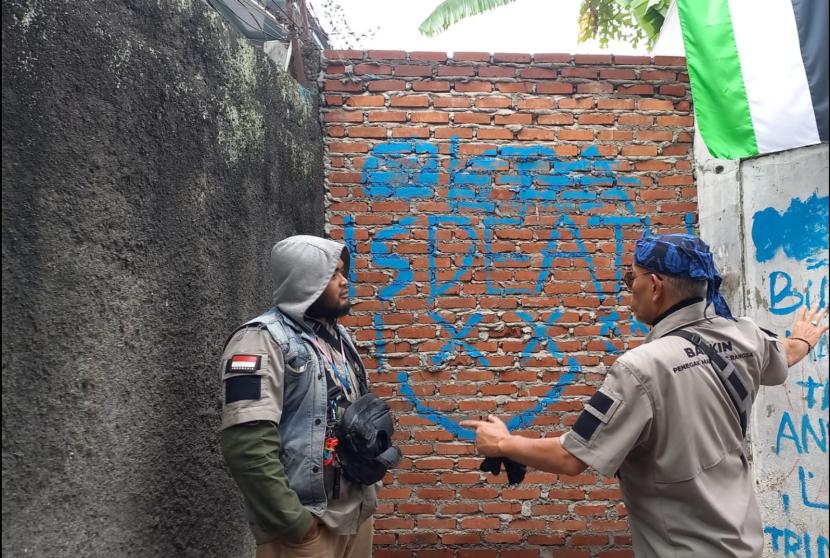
[220,235,377,558]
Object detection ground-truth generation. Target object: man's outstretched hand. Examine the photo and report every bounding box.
[462,415,527,484]
[460,415,510,457]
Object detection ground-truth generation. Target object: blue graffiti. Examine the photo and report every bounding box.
[353,139,676,436]
[752,193,829,267]
[764,526,829,558]
[799,466,829,510]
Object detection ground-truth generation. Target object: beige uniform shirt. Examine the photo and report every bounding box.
[220,322,377,536]
[562,301,788,558]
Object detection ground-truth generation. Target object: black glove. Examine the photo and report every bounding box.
[479,457,527,485]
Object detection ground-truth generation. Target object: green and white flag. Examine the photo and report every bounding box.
[676,0,828,159]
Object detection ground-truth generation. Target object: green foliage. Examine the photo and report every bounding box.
[417,0,670,49]
[579,0,669,49]
[417,0,518,38]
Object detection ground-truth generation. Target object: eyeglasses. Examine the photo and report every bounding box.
[622,270,658,289]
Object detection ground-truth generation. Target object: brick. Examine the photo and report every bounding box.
[534,53,572,63]
[537,114,574,125]
[639,98,674,111]
[614,54,652,64]
[323,49,363,60]
[578,113,615,125]
[498,82,534,93]
[621,145,659,156]
[453,52,491,62]
[394,65,434,77]
[391,127,430,138]
[560,67,598,79]
[597,99,635,110]
[653,55,687,66]
[454,112,491,124]
[455,81,493,93]
[367,50,407,60]
[493,52,532,63]
[434,96,472,108]
[597,130,633,141]
[558,129,594,141]
[475,96,512,109]
[390,95,430,108]
[517,98,554,110]
[478,66,516,78]
[324,79,364,92]
[354,63,393,75]
[656,115,694,127]
[477,128,514,140]
[600,68,637,79]
[558,98,595,109]
[660,84,687,97]
[618,114,654,126]
[436,65,476,77]
[324,110,364,122]
[410,111,450,123]
[637,130,673,141]
[367,80,407,92]
[327,141,369,153]
[537,82,574,94]
[520,68,558,79]
[577,82,614,94]
[347,95,385,107]
[575,54,613,64]
[409,51,448,62]
[495,113,532,125]
[412,80,451,92]
[325,63,347,75]
[518,128,555,141]
[368,111,407,122]
[348,127,387,139]
[640,70,676,81]
[434,127,474,139]
[616,84,654,95]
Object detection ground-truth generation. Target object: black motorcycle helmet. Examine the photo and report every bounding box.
[336,393,402,485]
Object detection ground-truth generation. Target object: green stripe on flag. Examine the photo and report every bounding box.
[677,0,757,159]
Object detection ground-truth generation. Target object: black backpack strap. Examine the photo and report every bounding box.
[663,330,751,437]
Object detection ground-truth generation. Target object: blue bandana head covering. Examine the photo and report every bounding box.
[634,233,734,321]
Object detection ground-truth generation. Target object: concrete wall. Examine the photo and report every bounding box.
[698,140,829,557]
[322,49,697,556]
[1,1,324,556]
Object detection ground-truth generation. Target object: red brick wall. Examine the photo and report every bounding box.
[320,50,696,557]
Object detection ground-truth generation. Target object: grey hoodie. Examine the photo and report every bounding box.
[270,235,350,324]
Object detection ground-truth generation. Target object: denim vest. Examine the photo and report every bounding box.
[243,308,366,513]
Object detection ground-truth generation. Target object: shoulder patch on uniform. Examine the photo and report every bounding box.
[226,354,261,374]
[573,411,602,441]
[572,390,621,442]
[759,327,778,338]
[225,376,262,404]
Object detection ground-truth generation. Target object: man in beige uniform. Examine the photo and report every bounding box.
[463,234,828,558]
[221,235,378,558]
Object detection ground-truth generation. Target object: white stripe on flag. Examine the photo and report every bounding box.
[729,0,820,154]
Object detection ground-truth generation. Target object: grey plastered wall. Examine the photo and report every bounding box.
[1,0,324,556]
[697,134,829,557]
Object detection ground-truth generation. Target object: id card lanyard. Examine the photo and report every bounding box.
[308,334,352,500]
[309,335,354,397]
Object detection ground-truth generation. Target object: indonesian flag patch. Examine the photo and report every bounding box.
[226,354,261,374]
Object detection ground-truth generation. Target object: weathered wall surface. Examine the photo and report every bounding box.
[321,49,696,556]
[698,141,829,558]
[1,0,324,556]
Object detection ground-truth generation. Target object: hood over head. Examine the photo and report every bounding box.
[269,235,350,324]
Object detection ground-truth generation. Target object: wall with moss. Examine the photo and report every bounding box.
[1,0,324,555]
